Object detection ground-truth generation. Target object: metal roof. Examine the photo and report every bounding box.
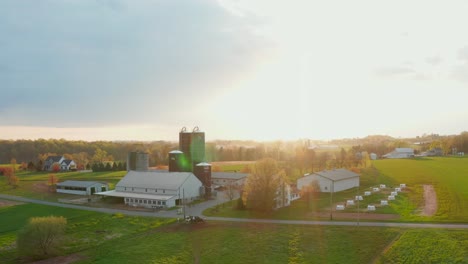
[57,180,107,188]
[95,190,175,200]
[196,162,211,166]
[395,148,414,153]
[212,172,248,180]
[303,169,359,182]
[116,171,199,190]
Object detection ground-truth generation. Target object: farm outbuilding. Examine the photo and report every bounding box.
[211,172,248,188]
[96,171,203,209]
[56,181,108,195]
[382,148,414,159]
[297,169,360,193]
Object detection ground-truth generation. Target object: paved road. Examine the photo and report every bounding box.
[1,194,467,229]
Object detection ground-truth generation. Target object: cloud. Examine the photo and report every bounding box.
[0,0,272,127]
[375,66,417,77]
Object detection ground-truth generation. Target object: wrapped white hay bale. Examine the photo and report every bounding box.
[346,200,355,206]
[367,205,376,211]
[381,200,388,205]
[388,195,395,200]
[355,195,363,201]
[336,205,345,210]
[364,191,371,196]
[380,184,386,188]
[373,187,380,192]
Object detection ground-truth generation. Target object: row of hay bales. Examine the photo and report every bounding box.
[336,183,407,212]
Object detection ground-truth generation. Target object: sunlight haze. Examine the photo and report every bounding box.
[1,0,467,141]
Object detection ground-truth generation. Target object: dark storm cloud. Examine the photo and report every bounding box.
[0,0,271,127]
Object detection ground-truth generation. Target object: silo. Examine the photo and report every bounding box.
[168,150,185,172]
[179,126,205,172]
[194,162,212,198]
[127,151,149,171]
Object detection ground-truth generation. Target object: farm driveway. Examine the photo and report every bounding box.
[1,194,467,229]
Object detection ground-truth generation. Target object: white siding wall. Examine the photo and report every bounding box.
[57,189,87,195]
[179,174,203,200]
[116,186,176,196]
[297,175,359,193]
[332,177,359,192]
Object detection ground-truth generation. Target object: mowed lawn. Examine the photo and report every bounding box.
[373,157,468,222]
[0,203,173,263]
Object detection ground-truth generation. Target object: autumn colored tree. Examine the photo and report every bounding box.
[300,179,321,210]
[52,163,61,173]
[10,158,17,172]
[17,216,67,260]
[48,174,58,186]
[242,158,288,212]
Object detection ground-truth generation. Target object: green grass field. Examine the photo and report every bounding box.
[0,170,126,201]
[1,203,466,264]
[206,157,468,223]
[373,157,468,222]
[0,203,174,263]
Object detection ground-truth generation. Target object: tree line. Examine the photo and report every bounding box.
[1,131,467,169]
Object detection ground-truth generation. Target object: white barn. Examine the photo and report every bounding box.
[297,169,360,193]
[96,171,203,208]
[56,180,109,195]
[383,148,414,159]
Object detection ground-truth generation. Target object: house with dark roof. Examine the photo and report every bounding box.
[43,155,77,171]
[297,169,360,193]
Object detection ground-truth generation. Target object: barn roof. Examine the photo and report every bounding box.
[313,169,359,181]
[57,180,106,188]
[46,156,63,162]
[116,171,199,190]
[95,190,175,200]
[395,148,414,153]
[212,172,248,180]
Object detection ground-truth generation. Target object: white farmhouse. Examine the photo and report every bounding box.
[96,171,203,208]
[382,148,414,159]
[297,169,360,193]
[56,180,109,195]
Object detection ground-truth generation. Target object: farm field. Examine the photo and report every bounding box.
[207,157,468,223]
[1,203,467,264]
[373,157,468,222]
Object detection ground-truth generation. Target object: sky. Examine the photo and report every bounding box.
[1,0,468,142]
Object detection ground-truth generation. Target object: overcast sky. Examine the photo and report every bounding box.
[1,0,468,141]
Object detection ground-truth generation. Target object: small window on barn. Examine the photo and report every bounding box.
[144,200,147,204]
[162,201,166,206]
[163,190,165,194]
[325,186,328,190]
[145,188,147,192]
